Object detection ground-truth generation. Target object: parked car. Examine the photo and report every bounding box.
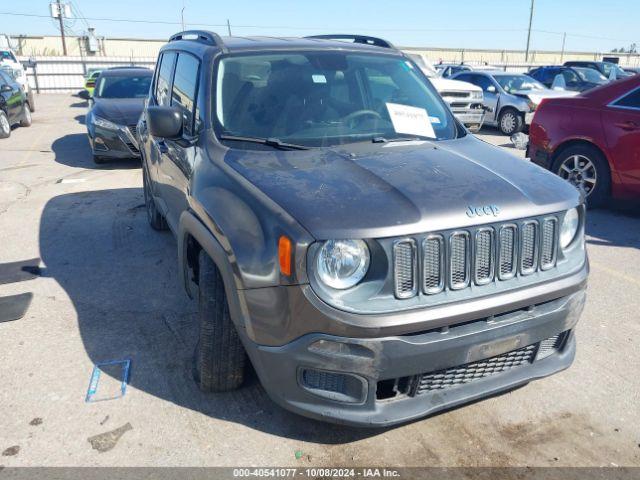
[451,71,578,135]
[83,69,102,97]
[137,31,588,427]
[563,61,632,80]
[0,68,32,138]
[405,52,484,131]
[436,62,501,78]
[528,74,640,207]
[0,48,34,112]
[528,66,608,92]
[86,67,152,164]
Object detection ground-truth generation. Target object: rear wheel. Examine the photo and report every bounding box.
[0,111,10,139]
[552,144,610,208]
[142,165,167,231]
[194,250,246,392]
[498,108,524,135]
[20,104,32,127]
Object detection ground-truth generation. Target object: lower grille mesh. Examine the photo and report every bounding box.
[412,343,537,395]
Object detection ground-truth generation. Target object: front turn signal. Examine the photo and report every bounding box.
[278,235,292,276]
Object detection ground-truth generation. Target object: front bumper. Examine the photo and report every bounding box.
[87,124,140,159]
[453,110,484,128]
[244,288,585,427]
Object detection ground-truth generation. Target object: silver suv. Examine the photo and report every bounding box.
[139,31,588,427]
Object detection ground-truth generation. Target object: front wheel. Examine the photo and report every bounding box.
[552,144,611,208]
[0,111,10,139]
[194,250,246,392]
[498,108,524,136]
[20,104,32,127]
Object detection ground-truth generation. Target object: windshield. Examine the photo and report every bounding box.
[215,52,457,147]
[602,63,626,78]
[95,75,151,98]
[574,67,607,84]
[495,75,546,93]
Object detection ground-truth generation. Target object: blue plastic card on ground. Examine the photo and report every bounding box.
[85,359,131,403]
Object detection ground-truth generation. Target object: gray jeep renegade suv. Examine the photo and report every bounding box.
[138,31,588,427]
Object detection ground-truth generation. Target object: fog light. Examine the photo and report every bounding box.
[299,368,367,404]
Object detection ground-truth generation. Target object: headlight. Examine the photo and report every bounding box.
[560,208,580,249]
[472,90,483,99]
[92,115,120,130]
[316,239,370,289]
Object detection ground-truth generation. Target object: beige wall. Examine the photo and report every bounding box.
[10,35,164,58]
[9,35,640,67]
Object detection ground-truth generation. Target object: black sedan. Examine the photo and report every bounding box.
[0,68,31,139]
[86,67,152,164]
[527,66,608,92]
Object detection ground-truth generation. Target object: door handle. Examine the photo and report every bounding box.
[615,121,640,131]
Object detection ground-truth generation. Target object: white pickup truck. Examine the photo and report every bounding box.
[0,49,35,112]
[405,52,484,131]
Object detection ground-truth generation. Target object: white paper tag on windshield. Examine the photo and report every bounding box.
[386,103,436,139]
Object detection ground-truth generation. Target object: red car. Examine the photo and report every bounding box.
[528,75,640,207]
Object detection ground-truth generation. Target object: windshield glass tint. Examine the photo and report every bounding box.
[95,75,151,98]
[215,52,457,147]
[574,67,607,84]
[495,75,546,93]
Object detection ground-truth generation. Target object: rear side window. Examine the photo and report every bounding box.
[155,51,176,106]
[613,87,640,109]
[171,53,200,136]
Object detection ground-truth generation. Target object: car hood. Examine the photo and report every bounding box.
[225,135,580,239]
[91,98,144,126]
[429,76,482,92]
[512,88,579,104]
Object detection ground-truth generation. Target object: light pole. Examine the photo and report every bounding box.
[525,0,535,63]
[56,0,68,56]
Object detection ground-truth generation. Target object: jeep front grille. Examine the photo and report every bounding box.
[392,215,560,299]
[393,240,417,299]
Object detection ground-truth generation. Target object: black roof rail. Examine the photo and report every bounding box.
[169,30,227,51]
[305,34,395,49]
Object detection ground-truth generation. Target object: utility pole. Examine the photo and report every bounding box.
[56,0,68,55]
[227,19,232,36]
[524,0,535,63]
[560,32,567,63]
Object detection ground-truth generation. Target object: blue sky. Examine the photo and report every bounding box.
[4,0,638,52]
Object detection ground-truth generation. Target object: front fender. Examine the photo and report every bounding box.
[178,210,251,333]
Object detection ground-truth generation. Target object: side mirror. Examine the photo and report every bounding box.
[486,85,497,94]
[147,106,183,139]
[0,84,12,93]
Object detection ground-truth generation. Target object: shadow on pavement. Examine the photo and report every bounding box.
[586,206,640,250]
[39,188,376,443]
[51,133,139,170]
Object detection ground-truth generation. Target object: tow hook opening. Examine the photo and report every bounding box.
[376,376,412,401]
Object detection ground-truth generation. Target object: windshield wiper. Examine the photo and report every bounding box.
[219,134,310,150]
[371,136,432,143]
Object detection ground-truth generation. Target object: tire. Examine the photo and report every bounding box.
[498,108,524,136]
[194,250,246,392]
[27,90,35,112]
[552,144,611,208]
[20,103,32,127]
[142,165,167,231]
[93,154,105,164]
[0,111,10,139]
